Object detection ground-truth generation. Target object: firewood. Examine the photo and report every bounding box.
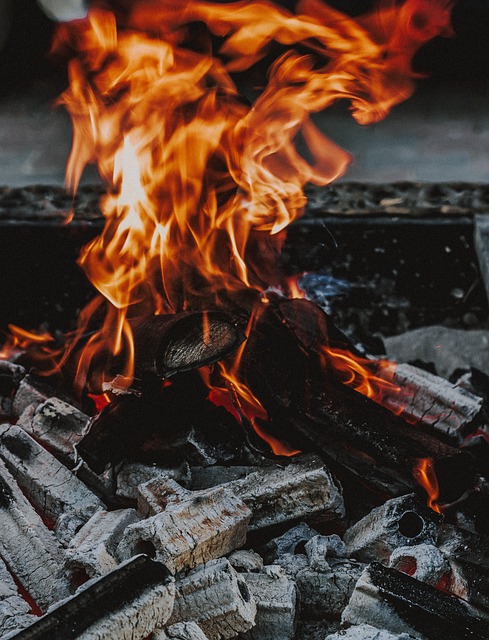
[130,311,245,377]
[8,555,175,640]
[65,509,141,579]
[118,481,251,574]
[0,459,70,611]
[343,494,442,564]
[167,558,257,639]
[342,563,489,639]
[0,423,105,545]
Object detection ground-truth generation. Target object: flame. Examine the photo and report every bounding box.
[43,0,455,394]
[413,457,442,513]
[0,325,55,360]
[323,346,401,403]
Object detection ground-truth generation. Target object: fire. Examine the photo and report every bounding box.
[322,346,401,404]
[413,457,442,513]
[0,325,55,360]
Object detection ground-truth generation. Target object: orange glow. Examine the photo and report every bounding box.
[39,0,454,396]
[87,392,111,413]
[0,325,55,359]
[413,457,442,513]
[323,346,401,403]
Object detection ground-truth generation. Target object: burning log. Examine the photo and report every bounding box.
[343,494,442,564]
[7,555,175,640]
[0,557,36,636]
[166,558,257,639]
[0,424,105,545]
[238,566,297,640]
[342,562,489,639]
[379,363,487,445]
[141,455,344,531]
[130,312,245,377]
[0,459,70,611]
[118,481,251,574]
[239,298,477,500]
[65,509,141,580]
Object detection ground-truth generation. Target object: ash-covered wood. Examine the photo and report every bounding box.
[0,458,70,611]
[0,557,36,636]
[379,363,487,445]
[167,558,257,639]
[239,566,297,640]
[0,424,105,545]
[118,481,251,574]
[18,398,90,466]
[12,374,65,419]
[343,494,442,564]
[388,543,449,587]
[342,562,489,639]
[475,213,489,302]
[0,361,26,418]
[65,509,141,579]
[325,624,417,640]
[260,523,319,564]
[115,461,191,501]
[130,312,245,377]
[7,555,175,640]
[155,622,209,640]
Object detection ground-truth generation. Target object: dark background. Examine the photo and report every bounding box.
[1,0,489,97]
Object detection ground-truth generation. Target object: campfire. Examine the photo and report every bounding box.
[0,1,488,638]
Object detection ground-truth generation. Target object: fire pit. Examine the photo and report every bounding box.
[1,1,489,639]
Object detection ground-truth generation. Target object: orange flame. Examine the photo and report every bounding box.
[42,0,454,394]
[0,325,55,360]
[413,457,442,513]
[323,346,401,403]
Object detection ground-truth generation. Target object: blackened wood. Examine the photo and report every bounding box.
[8,555,173,640]
[345,562,489,640]
[130,312,245,377]
[239,299,476,500]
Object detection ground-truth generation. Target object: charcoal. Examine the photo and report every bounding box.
[65,509,141,580]
[6,555,175,640]
[325,624,417,640]
[115,461,191,501]
[388,544,449,587]
[167,558,257,639]
[12,374,63,418]
[0,423,105,545]
[475,213,489,303]
[260,522,319,563]
[155,622,209,640]
[118,481,251,573]
[344,494,442,563]
[342,563,489,639]
[0,459,70,611]
[130,312,245,377]
[0,360,26,417]
[240,566,297,640]
[275,552,364,621]
[0,557,36,635]
[305,535,347,572]
[227,550,264,573]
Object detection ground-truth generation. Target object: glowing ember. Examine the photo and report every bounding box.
[413,457,442,513]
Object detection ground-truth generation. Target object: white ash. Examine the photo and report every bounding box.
[116,461,191,501]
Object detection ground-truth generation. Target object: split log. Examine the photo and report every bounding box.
[118,481,251,574]
[343,494,442,564]
[0,459,70,611]
[0,424,105,545]
[7,555,175,640]
[65,509,141,580]
[342,563,489,639]
[166,558,257,639]
[238,298,477,501]
[130,311,245,377]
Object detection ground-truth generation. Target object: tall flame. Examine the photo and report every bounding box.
[413,457,442,513]
[46,0,453,392]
